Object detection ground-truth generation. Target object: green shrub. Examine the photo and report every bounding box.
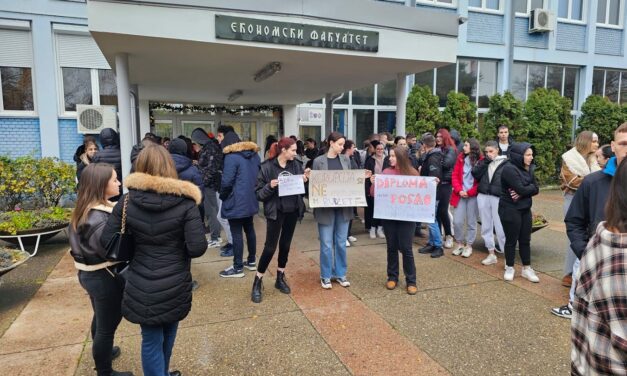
[0,207,72,235]
[481,91,526,142]
[405,85,441,136]
[523,88,572,184]
[439,91,478,140]
[577,95,627,145]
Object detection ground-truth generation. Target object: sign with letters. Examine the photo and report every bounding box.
[308,170,367,208]
[215,15,379,52]
[373,175,437,223]
[278,172,305,197]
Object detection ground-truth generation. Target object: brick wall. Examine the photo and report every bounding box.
[556,23,586,52]
[467,11,504,44]
[595,27,624,56]
[514,17,548,48]
[0,117,42,158]
[58,119,86,163]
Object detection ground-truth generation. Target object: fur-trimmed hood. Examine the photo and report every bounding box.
[124,172,202,205]
[222,141,260,155]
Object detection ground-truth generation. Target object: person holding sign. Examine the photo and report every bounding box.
[251,138,308,303]
[370,148,419,295]
[313,132,371,289]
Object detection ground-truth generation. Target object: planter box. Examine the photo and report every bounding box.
[0,249,30,277]
[0,223,68,246]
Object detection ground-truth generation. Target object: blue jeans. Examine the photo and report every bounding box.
[318,209,350,280]
[140,322,179,376]
[427,201,442,248]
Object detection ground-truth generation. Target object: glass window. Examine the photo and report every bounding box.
[98,69,117,106]
[547,66,564,93]
[558,0,569,18]
[153,120,172,138]
[415,69,434,90]
[597,0,607,23]
[458,59,478,103]
[571,0,583,20]
[563,67,578,106]
[436,63,456,107]
[597,0,622,25]
[621,72,627,105]
[352,85,374,105]
[333,109,347,134]
[224,120,257,142]
[511,63,528,100]
[528,64,546,94]
[605,70,620,102]
[478,61,497,108]
[181,121,214,138]
[377,80,396,106]
[377,111,396,135]
[592,69,605,96]
[0,67,34,111]
[486,0,500,9]
[300,125,321,144]
[608,0,620,25]
[353,110,374,146]
[530,0,543,10]
[62,67,92,112]
[469,0,500,10]
[514,0,527,13]
[470,0,482,6]
[335,92,348,105]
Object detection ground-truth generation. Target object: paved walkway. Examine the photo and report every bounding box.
[0,191,572,375]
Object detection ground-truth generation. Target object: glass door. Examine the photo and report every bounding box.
[223,120,257,142]
[180,120,215,139]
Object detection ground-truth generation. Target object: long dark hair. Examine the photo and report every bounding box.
[265,135,278,155]
[267,137,295,160]
[467,138,482,163]
[71,163,114,230]
[605,158,627,233]
[326,131,345,144]
[392,147,419,176]
[342,140,355,154]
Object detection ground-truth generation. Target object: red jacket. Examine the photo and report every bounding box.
[451,153,481,208]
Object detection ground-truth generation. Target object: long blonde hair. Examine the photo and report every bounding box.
[575,131,597,157]
[134,145,178,179]
[71,163,114,230]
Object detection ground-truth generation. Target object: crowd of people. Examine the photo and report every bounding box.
[69,120,627,376]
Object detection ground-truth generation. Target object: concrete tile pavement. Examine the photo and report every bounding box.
[0,191,574,375]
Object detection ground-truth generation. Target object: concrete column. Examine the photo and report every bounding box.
[138,99,150,138]
[502,0,515,92]
[31,18,59,157]
[115,53,133,181]
[396,72,408,136]
[324,93,333,137]
[282,105,298,137]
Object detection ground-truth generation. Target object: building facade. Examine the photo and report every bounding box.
[0,0,626,162]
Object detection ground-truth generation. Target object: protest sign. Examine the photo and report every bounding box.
[308,170,367,208]
[373,175,437,223]
[278,172,305,197]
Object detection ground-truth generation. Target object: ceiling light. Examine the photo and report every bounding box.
[228,90,243,102]
[254,62,281,82]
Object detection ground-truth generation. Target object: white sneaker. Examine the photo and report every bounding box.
[481,254,497,265]
[504,266,515,281]
[348,236,357,242]
[321,278,332,289]
[207,239,221,248]
[444,235,454,249]
[451,243,464,256]
[333,277,351,287]
[346,240,351,247]
[369,228,376,239]
[521,267,540,283]
[377,226,386,239]
[461,245,473,258]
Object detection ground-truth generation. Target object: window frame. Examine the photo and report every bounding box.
[57,67,117,117]
[415,0,458,9]
[515,0,549,17]
[596,0,624,28]
[593,68,626,103]
[512,62,580,108]
[557,0,587,24]
[0,66,37,116]
[468,0,504,14]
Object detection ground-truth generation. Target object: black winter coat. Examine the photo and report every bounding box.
[499,142,539,211]
[565,158,616,259]
[472,155,507,197]
[420,148,443,179]
[440,146,457,184]
[92,128,123,196]
[197,139,223,190]
[100,173,207,326]
[256,158,306,221]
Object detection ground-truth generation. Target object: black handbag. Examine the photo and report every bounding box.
[105,194,135,262]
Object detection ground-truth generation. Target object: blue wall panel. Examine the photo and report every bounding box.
[556,23,586,52]
[514,17,548,48]
[0,117,42,158]
[467,11,504,45]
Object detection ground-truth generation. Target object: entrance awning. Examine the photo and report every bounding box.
[87,0,459,105]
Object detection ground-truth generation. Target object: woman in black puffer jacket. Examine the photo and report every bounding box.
[499,142,540,283]
[100,145,207,376]
[251,137,307,303]
[435,128,458,249]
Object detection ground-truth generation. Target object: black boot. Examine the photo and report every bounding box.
[251,275,263,303]
[275,271,291,294]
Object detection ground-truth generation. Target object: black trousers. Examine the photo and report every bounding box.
[382,220,417,285]
[257,211,299,274]
[365,195,380,230]
[228,216,256,270]
[436,183,453,237]
[498,205,532,267]
[78,269,124,376]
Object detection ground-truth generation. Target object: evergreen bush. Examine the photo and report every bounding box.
[577,95,627,145]
[405,85,440,136]
[440,91,478,140]
[481,91,526,142]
